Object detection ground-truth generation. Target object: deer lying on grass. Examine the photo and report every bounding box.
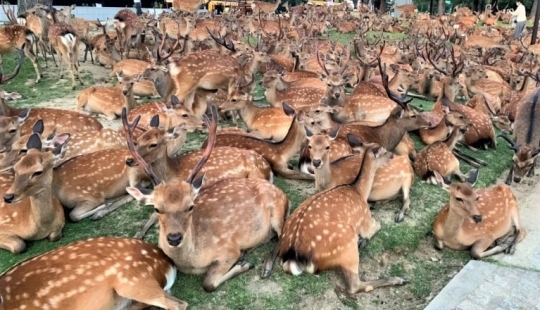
[498,88,540,184]
[202,102,313,180]
[432,171,526,259]
[0,133,69,253]
[111,58,159,97]
[76,72,141,120]
[0,237,188,309]
[305,128,415,222]
[275,136,406,293]
[126,106,290,292]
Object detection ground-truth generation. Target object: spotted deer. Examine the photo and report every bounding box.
[113,9,144,59]
[305,128,415,222]
[419,102,470,145]
[432,171,526,259]
[202,102,313,180]
[76,72,141,120]
[110,58,159,97]
[0,237,188,309]
[252,0,284,16]
[0,109,29,152]
[275,138,406,293]
[261,70,326,111]
[125,106,289,292]
[498,88,540,184]
[0,133,69,253]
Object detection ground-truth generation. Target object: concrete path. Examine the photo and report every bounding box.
[425,175,540,310]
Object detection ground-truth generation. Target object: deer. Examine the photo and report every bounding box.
[274,135,407,294]
[305,127,415,222]
[251,0,284,16]
[0,237,188,309]
[418,102,470,145]
[125,105,290,292]
[113,8,144,59]
[498,87,540,184]
[0,109,29,152]
[33,5,84,90]
[110,58,159,98]
[201,102,313,180]
[0,6,41,83]
[414,106,478,184]
[0,133,69,253]
[76,72,141,120]
[219,81,294,141]
[432,171,526,259]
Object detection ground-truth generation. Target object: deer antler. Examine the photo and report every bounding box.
[0,44,25,84]
[425,43,449,76]
[377,51,412,108]
[186,105,218,184]
[497,131,518,151]
[316,42,330,76]
[121,107,162,185]
[206,27,236,52]
[2,1,18,25]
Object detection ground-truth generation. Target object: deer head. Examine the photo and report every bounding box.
[117,72,142,96]
[305,126,339,169]
[0,109,30,153]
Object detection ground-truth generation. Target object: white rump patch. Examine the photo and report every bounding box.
[163,265,177,292]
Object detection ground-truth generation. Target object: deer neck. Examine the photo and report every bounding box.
[238,100,260,127]
[159,218,196,266]
[314,153,332,191]
[276,77,292,91]
[319,113,338,130]
[150,151,178,182]
[124,91,137,112]
[438,79,457,102]
[154,71,175,101]
[264,82,279,104]
[443,127,463,150]
[0,98,21,116]
[379,116,407,151]
[244,57,263,77]
[352,151,378,199]
[443,205,467,238]
[30,175,57,227]
[428,115,451,138]
[275,116,305,158]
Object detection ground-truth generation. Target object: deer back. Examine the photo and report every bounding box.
[20,108,103,136]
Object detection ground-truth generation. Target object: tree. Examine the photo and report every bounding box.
[437,0,444,14]
[17,0,52,14]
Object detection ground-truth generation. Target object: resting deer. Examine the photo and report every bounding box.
[275,136,406,294]
[305,128,415,222]
[0,237,188,309]
[0,109,29,152]
[126,106,290,292]
[498,88,540,184]
[432,171,526,259]
[76,72,140,120]
[0,133,69,253]
[202,102,313,180]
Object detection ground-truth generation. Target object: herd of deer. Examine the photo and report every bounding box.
[0,1,538,309]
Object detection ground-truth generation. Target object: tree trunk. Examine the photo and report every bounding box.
[437,0,445,15]
[17,0,53,15]
[379,0,386,13]
[530,0,538,20]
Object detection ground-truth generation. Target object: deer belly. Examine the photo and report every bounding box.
[132,80,157,97]
[199,76,229,90]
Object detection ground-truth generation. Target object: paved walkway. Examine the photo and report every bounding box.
[425,176,540,310]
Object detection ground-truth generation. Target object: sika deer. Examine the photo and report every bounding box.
[76,72,141,120]
[202,102,313,180]
[306,129,415,222]
[275,139,406,294]
[499,87,540,184]
[432,171,526,259]
[0,109,29,152]
[419,103,469,145]
[0,237,188,309]
[0,133,69,253]
[125,106,289,292]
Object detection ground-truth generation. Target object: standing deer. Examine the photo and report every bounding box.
[432,171,526,259]
[0,237,188,309]
[498,87,540,184]
[125,106,290,292]
[0,133,69,253]
[275,136,406,293]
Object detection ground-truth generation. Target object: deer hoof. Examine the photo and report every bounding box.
[261,268,272,278]
[394,213,405,223]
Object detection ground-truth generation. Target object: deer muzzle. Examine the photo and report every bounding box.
[125,157,137,167]
[122,90,129,96]
[3,193,14,203]
[513,176,522,183]
[167,233,183,247]
[472,215,483,223]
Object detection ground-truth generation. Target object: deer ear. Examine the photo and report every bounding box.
[346,134,363,148]
[171,95,182,107]
[32,119,44,134]
[70,4,76,10]
[282,102,295,117]
[434,171,451,190]
[26,133,42,151]
[167,123,186,139]
[126,187,155,205]
[150,115,160,128]
[18,108,30,124]
[329,126,340,140]
[392,107,404,119]
[116,71,123,79]
[305,126,314,139]
[156,102,169,112]
[51,134,70,160]
[466,169,479,186]
[134,74,143,82]
[191,174,205,197]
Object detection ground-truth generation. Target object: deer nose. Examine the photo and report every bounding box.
[125,157,136,167]
[167,233,183,246]
[334,93,340,98]
[513,176,521,183]
[122,90,128,96]
[3,193,14,203]
[312,159,322,168]
[472,215,483,223]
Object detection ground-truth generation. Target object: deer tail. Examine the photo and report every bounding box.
[60,33,77,60]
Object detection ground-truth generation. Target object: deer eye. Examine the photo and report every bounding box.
[411,115,417,118]
[154,208,162,214]
[188,205,194,212]
[149,143,158,149]
[182,114,188,118]
[8,129,16,134]
[456,197,463,202]
[308,145,312,149]
[315,110,321,113]
[32,171,43,178]
[231,99,237,103]
[325,146,330,150]
[476,197,480,201]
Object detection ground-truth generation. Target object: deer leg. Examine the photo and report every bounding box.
[90,195,135,220]
[134,213,159,239]
[0,233,26,254]
[48,228,62,242]
[275,164,314,180]
[23,42,42,83]
[69,200,102,222]
[395,179,412,223]
[48,43,58,67]
[69,62,77,90]
[202,251,254,292]
[261,245,280,278]
[114,279,188,310]
[470,238,509,259]
[505,166,514,185]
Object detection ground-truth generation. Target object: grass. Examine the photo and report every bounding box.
[0,32,515,309]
